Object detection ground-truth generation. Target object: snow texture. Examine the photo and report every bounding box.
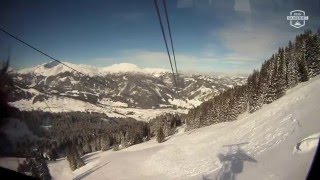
[293,133,319,154]
[47,75,320,180]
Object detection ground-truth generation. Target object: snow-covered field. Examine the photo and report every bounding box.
[9,96,188,122]
[46,75,320,180]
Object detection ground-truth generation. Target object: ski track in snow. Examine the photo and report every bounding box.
[143,113,299,178]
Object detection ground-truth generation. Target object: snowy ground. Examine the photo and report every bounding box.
[44,75,320,179]
[10,96,188,122]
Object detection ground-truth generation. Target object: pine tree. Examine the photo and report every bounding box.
[305,33,319,77]
[66,145,84,171]
[276,48,287,98]
[17,153,51,179]
[265,55,278,103]
[248,70,262,112]
[34,156,51,180]
[156,127,165,143]
[317,32,320,74]
[298,60,309,82]
[258,61,269,103]
[312,33,320,75]
[101,134,110,151]
[286,41,299,88]
[296,37,309,82]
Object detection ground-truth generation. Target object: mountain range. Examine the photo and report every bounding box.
[9,61,247,121]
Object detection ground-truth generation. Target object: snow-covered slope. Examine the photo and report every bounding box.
[47,75,320,180]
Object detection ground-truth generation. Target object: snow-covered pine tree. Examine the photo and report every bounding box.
[305,32,319,77]
[202,100,216,125]
[82,137,91,154]
[225,90,236,121]
[258,60,269,103]
[248,70,262,112]
[316,30,320,75]
[17,151,52,180]
[213,96,223,123]
[228,87,246,121]
[156,126,165,143]
[276,48,287,99]
[220,91,231,122]
[208,101,219,124]
[66,145,85,171]
[265,54,278,104]
[237,85,248,113]
[285,41,299,88]
[101,134,110,151]
[296,35,309,82]
[34,156,51,180]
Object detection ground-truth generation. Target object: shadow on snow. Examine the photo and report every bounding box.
[203,142,257,180]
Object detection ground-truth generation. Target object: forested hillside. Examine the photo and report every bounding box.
[13,111,149,168]
[186,30,320,130]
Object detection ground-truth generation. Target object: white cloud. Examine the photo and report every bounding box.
[88,11,309,74]
[214,18,300,65]
[87,49,258,75]
[88,50,199,69]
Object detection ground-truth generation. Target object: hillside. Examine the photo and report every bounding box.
[185,30,320,130]
[46,75,320,180]
[9,62,246,121]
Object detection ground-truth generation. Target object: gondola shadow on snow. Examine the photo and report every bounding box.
[202,142,257,180]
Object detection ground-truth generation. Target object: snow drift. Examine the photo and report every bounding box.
[293,133,319,154]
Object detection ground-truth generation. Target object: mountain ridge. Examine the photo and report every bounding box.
[17,61,171,77]
[9,61,247,121]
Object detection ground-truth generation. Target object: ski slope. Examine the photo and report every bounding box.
[46,75,319,179]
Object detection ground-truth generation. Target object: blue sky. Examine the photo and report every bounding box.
[0,0,320,73]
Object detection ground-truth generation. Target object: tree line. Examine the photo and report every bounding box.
[186,29,320,130]
[11,111,150,171]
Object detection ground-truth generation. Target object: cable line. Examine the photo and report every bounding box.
[162,0,179,87]
[0,27,108,88]
[153,0,178,91]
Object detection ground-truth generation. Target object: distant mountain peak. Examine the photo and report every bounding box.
[102,63,142,73]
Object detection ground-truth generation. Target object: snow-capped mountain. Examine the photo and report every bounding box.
[9,61,247,121]
[18,61,170,77]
